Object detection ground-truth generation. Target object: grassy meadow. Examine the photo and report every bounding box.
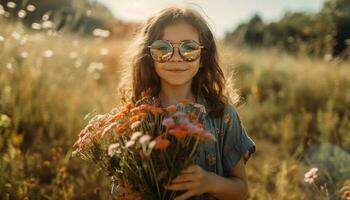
[0,12,350,200]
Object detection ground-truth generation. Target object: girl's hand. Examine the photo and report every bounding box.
[113,179,142,200]
[164,164,216,200]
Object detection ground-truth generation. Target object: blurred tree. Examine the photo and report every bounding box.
[245,14,265,47]
[323,0,350,57]
[0,0,114,34]
[224,0,350,58]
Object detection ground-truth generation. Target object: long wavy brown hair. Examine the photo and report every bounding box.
[118,6,239,117]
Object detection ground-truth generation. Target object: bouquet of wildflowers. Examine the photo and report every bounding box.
[72,97,216,200]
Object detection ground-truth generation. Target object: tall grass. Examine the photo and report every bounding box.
[0,10,349,200]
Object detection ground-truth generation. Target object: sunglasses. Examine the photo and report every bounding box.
[148,40,204,63]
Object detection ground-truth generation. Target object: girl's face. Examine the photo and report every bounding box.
[153,22,201,87]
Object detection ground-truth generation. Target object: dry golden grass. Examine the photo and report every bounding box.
[1,17,349,200]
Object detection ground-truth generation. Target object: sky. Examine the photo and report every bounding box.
[97,0,326,39]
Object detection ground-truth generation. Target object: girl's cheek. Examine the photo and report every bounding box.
[188,61,199,68]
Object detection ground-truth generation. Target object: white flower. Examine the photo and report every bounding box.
[102,122,117,137]
[99,48,109,56]
[92,28,110,38]
[0,35,4,42]
[11,32,21,41]
[17,9,26,18]
[0,7,4,16]
[131,131,142,141]
[42,14,50,21]
[148,140,156,149]
[0,114,11,128]
[72,40,79,47]
[43,50,53,58]
[131,121,141,130]
[20,51,28,58]
[46,30,57,37]
[139,135,151,145]
[26,4,36,12]
[125,140,135,148]
[193,103,206,113]
[42,21,54,29]
[304,167,318,184]
[108,143,120,157]
[31,23,41,30]
[20,37,27,45]
[88,62,104,73]
[6,63,13,70]
[69,51,78,59]
[6,2,16,8]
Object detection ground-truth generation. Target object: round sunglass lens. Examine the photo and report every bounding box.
[150,40,173,62]
[179,41,201,62]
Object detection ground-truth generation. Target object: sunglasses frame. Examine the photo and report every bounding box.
[148,39,204,63]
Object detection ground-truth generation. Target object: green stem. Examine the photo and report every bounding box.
[149,157,161,199]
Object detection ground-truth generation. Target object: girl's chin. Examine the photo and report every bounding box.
[162,79,191,87]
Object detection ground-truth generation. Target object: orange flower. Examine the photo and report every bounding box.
[150,107,163,115]
[154,137,170,150]
[117,121,129,133]
[194,122,204,129]
[125,102,134,110]
[139,104,150,111]
[131,105,146,113]
[108,110,128,123]
[78,130,86,137]
[165,105,177,113]
[79,143,85,151]
[91,135,100,143]
[169,128,188,139]
[129,114,142,123]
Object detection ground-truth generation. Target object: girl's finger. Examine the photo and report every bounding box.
[164,182,195,191]
[174,190,197,200]
[181,164,199,174]
[172,173,198,183]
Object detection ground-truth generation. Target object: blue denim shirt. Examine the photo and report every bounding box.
[111,96,256,200]
[189,102,256,200]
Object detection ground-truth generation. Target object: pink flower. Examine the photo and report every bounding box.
[193,103,206,113]
[304,167,318,184]
[108,143,120,157]
[173,111,186,118]
[162,117,175,128]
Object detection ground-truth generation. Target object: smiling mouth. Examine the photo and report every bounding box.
[165,69,188,72]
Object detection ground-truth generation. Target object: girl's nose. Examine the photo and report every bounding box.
[169,47,183,62]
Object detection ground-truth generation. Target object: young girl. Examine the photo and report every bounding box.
[113,6,256,200]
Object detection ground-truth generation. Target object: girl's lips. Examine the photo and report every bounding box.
[165,69,188,74]
[164,69,188,71]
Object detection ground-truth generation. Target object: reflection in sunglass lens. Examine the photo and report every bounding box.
[180,41,201,62]
[149,40,173,63]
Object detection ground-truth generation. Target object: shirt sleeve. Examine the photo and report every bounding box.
[222,104,256,176]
